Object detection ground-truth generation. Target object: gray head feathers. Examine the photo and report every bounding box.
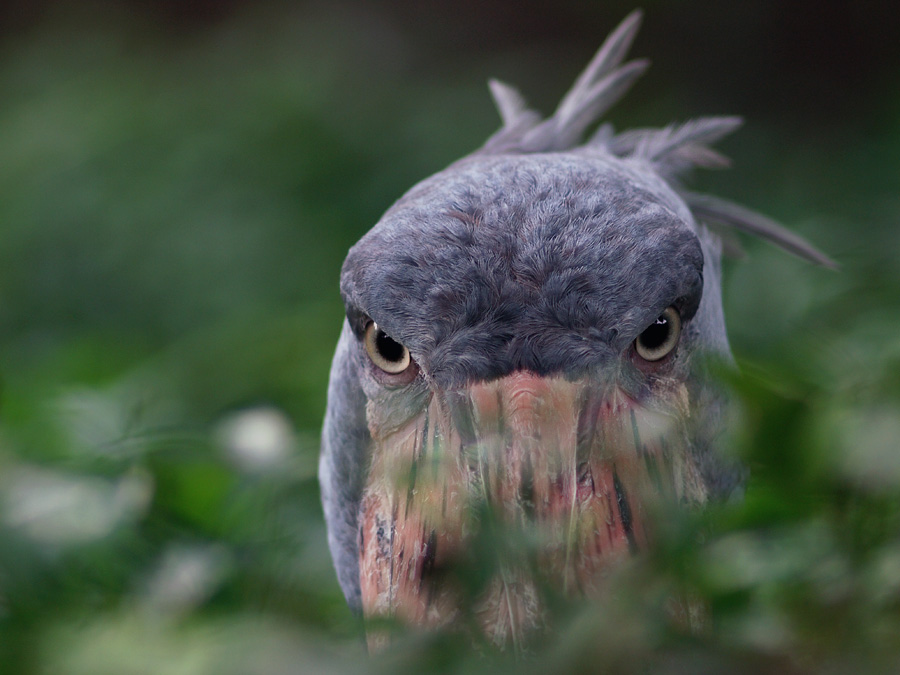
[480,10,836,269]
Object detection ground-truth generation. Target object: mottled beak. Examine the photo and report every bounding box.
[359,370,707,648]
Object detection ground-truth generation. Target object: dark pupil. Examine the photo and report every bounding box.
[640,316,670,349]
[375,330,405,363]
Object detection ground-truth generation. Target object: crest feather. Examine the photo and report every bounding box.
[475,12,834,267]
[556,8,644,121]
[685,192,838,268]
[487,79,530,128]
[481,10,646,154]
[607,116,742,177]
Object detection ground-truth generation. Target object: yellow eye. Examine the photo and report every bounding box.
[635,306,682,362]
[365,322,412,374]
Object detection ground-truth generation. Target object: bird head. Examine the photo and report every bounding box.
[320,11,833,649]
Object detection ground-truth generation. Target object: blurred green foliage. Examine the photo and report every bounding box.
[0,1,898,673]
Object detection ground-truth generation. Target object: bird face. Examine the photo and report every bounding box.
[330,153,732,647]
[319,11,830,650]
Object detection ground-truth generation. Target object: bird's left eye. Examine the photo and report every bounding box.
[634,306,682,362]
[365,322,412,374]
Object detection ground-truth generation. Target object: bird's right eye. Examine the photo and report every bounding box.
[634,306,682,362]
[365,322,412,374]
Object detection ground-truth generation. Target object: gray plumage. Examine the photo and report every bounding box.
[320,10,833,617]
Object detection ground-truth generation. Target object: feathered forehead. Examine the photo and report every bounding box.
[475,10,834,268]
[341,151,707,385]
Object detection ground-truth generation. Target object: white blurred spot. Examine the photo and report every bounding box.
[143,544,230,617]
[216,407,295,473]
[838,406,900,490]
[2,467,153,545]
[866,543,900,606]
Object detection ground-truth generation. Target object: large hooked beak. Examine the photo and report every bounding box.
[359,371,707,649]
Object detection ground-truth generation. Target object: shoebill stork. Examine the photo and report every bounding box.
[319,11,833,648]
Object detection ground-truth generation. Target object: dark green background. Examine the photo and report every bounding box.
[0,2,898,672]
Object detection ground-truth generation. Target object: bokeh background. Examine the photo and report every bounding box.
[0,1,898,673]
